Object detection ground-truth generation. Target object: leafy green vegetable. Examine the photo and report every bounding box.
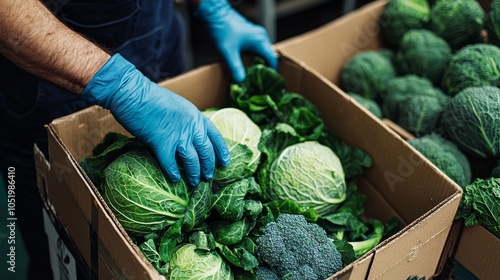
[428,0,484,49]
[79,133,146,190]
[380,0,431,45]
[396,29,452,85]
[229,59,285,124]
[255,214,343,280]
[397,94,450,136]
[409,133,472,187]
[101,149,189,236]
[167,243,233,280]
[441,86,500,159]
[341,50,397,100]
[382,75,450,135]
[441,44,500,96]
[382,75,434,119]
[264,141,347,216]
[206,108,262,186]
[348,92,383,118]
[485,0,500,46]
[456,177,500,238]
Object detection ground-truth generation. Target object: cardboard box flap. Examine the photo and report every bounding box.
[368,193,461,279]
[454,225,500,280]
[276,0,387,83]
[49,106,129,161]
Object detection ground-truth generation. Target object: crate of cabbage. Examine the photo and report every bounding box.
[35,58,462,280]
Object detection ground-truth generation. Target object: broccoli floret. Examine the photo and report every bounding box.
[348,92,383,118]
[441,44,500,96]
[428,0,485,50]
[408,133,472,187]
[485,0,500,46]
[380,0,431,45]
[255,214,342,280]
[396,29,452,85]
[341,50,396,100]
[255,266,279,280]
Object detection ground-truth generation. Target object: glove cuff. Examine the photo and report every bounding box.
[195,0,232,21]
[81,53,137,109]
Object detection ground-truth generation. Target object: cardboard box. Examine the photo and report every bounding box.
[439,222,500,280]
[37,55,461,279]
[34,56,462,279]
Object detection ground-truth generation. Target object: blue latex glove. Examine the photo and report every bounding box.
[195,0,278,83]
[81,54,231,186]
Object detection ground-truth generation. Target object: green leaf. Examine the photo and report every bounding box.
[159,218,184,263]
[457,177,500,238]
[212,179,250,221]
[183,181,213,231]
[211,219,250,246]
[139,239,165,273]
[319,131,372,179]
[79,133,147,189]
[189,231,216,253]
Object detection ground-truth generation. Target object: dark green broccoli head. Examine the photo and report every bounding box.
[396,29,452,84]
[441,44,500,95]
[341,50,396,100]
[348,93,383,118]
[382,75,439,120]
[380,0,431,45]
[255,214,343,280]
[428,0,485,49]
[397,93,450,136]
[484,0,500,46]
[442,86,500,159]
[456,177,500,238]
[409,133,472,187]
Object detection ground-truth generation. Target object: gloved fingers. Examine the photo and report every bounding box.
[206,120,231,167]
[192,118,216,181]
[153,142,182,183]
[176,140,202,186]
[244,26,278,70]
[220,47,246,83]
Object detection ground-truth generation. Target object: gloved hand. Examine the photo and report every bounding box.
[195,0,278,83]
[81,54,231,186]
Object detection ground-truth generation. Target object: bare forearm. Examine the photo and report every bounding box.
[0,0,111,94]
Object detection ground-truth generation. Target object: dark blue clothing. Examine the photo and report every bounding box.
[0,1,186,278]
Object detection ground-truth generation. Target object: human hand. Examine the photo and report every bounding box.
[195,0,278,83]
[81,54,231,186]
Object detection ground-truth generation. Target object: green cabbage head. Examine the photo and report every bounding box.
[102,149,189,236]
[167,243,233,280]
[441,44,500,96]
[380,0,430,45]
[205,108,262,186]
[442,86,500,159]
[265,141,347,216]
